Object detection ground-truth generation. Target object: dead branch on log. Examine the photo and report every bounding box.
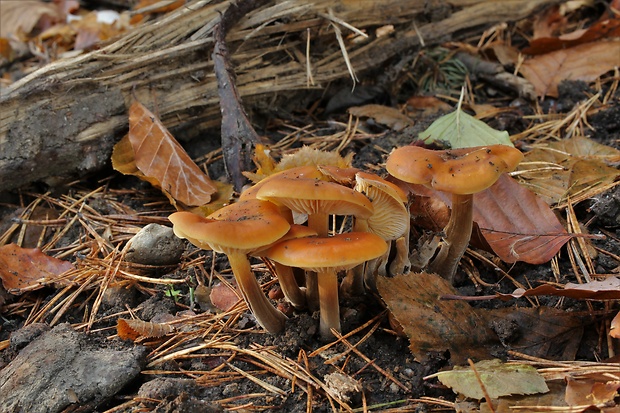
[214,0,269,192]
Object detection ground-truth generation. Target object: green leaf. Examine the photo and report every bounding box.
[434,359,549,400]
[419,108,513,148]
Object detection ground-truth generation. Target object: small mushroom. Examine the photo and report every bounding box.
[386,144,523,283]
[254,224,318,309]
[169,199,290,333]
[256,177,374,310]
[341,171,410,295]
[264,232,387,339]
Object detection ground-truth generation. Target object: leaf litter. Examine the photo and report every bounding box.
[2,1,620,412]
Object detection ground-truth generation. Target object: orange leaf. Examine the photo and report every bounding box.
[525,18,620,55]
[472,174,573,264]
[117,318,174,341]
[519,40,620,97]
[120,101,217,207]
[0,244,74,292]
[348,104,414,131]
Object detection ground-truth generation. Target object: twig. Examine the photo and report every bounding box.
[213,0,269,191]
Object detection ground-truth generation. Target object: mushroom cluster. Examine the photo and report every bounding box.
[170,164,410,339]
[169,144,523,337]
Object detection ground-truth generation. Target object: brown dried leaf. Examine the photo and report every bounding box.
[0,1,63,39]
[565,377,620,406]
[473,174,573,264]
[405,96,452,118]
[377,273,497,364]
[348,104,414,131]
[485,306,583,360]
[611,311,620,339]
[517,136,620,205]
[519,40,620,97]
[117,318,174,341]
[114,101,217,207]
[209,282,241,312]
[525,17,620,55]
[407,175,574,264]
[0,244,74,292]
[498,277,620,301]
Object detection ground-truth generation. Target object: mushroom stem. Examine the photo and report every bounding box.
[273,261,306,309]
[227,252,286,334]
[340,217,369,296]
[305,212,329,311]
[428,193,473,283]
[317,269,340,339]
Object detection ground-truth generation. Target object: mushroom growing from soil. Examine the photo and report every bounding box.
[264,232,388,339]
[169,199,291,333]
[256,177,374,309]
[341,171,410,295]
[386,144,524,283]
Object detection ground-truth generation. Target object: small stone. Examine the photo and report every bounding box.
[125,223,185,266]
[324,372,361,403]
[222,383,239,396]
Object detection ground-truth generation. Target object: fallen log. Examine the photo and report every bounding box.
[0,0,555,192]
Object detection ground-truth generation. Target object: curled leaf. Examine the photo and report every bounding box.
[113,101,217,207]
[0,244,74,293]
[117,318,174,341]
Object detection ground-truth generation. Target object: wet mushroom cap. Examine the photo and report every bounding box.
[239,165,325,200]
[169,199,290,253]
[256,178,374,218]
[386,144,524,194]
[265,232,388,272]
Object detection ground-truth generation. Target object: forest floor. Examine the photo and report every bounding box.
[1,1,620,412]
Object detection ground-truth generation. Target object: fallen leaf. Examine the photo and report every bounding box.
[0,244,74,292]
[565,377,620,406]
[517,136,620,205]
[406,96,452,117]
[406,175,575,264]
[433,359,549,400]
[377,272,497,364]
[117,318,174,341]
[525,18,620,55]
[418,107,513,149]
[209,282,241,312]
[112,101,217,207]
[0,1,63,39]
[473,174,573,264]
[477,381,569,413]
[519,40,620,97]
[611,311,620,339]
[348,104,414,131]
[497,277,620,301]
[72,11,130,51]
[485,306,583,361]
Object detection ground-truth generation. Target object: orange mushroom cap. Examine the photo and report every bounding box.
[265,232,388,273]
[240,165,325,201]
[169,199,290,254]
[386,145,524,195]
[256,177,374,218]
